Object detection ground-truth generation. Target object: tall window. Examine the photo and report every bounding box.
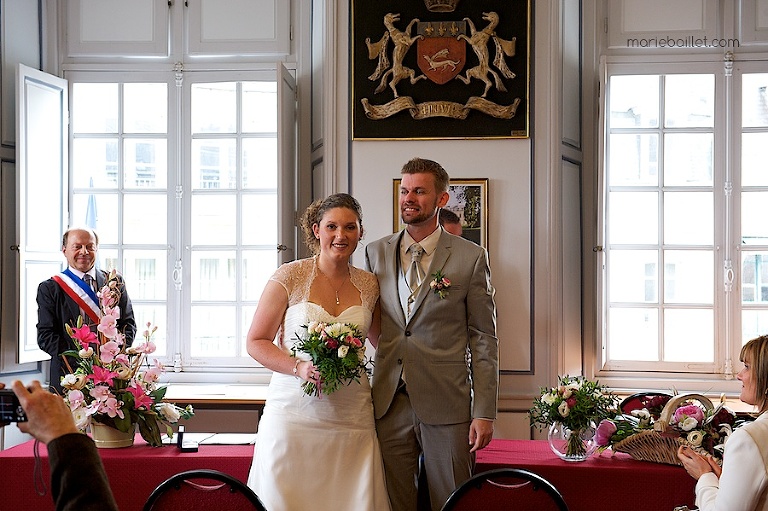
[600,61,768,378]
[69,71,285,371]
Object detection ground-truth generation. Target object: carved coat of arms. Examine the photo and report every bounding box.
[360,10,521,123]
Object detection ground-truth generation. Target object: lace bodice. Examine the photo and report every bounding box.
[271,257,379,312]
[270,257,379,349]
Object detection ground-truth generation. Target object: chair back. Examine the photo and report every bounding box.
[143,469,267,511]
[440,468,569,511]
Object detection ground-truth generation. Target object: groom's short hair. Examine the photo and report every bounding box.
[401,157,450,193]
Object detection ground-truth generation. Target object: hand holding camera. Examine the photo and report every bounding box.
[0,380,79,445]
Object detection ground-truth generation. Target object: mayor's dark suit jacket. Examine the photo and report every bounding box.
[36,269,137,393]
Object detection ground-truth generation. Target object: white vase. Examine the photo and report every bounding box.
[91,422,135,448]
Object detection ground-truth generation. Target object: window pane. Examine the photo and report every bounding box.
[191,195,237,245]
[664,74,714,128]
[124,139,167,188]
[133,305,167,357]
[742,73,768,128]
[608,191,658,244]
[124,194,167,244]
[609,75,659,128]
[71,193,117,241]
[608,308,658,361]
[124,83,168,133]
[608,250,657,303]
[663,133,713,186]
[742,192,768,245]
[72,139,119,188]
[664,192,712,245]
[663,309,713,362]
[243,250,277,301]
[741,252,768,304]
[191,306,236,357]
[243,138,277,189]
[191,82,236,133]
[242,305,257,357]
[743,310,768,343]
[608,134,658,186]
[72,83,118,133]
[242,194,277,245]
[191,251,236,301]
[663,250,713,303]
[742,133,768,186]
[122,250,167,300]
[191,139,236,189]
[242,82,277,133]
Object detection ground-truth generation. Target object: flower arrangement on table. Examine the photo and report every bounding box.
[529,375,620,459]
[60,269,193,447]
[291,321,372,397]
[594,393,739,465]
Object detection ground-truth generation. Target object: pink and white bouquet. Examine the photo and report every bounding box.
[60,270,193,447]
[291,321,372,397]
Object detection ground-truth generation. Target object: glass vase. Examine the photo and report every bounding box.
[548,421,597,462]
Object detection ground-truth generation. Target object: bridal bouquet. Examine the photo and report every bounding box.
[291,321,372,397]
[60,270,193,447]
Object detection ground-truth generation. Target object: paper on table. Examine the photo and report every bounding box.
[200,433,257,445]
[161,432,256,445]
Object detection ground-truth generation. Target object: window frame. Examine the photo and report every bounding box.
[595,57,746,390]
[57,67,295,381]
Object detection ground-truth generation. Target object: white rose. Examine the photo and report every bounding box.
[158,403,181,423]
[680,417,698,431]
[79,347,94,358]
[72,409,90,430]
[687,430,704,447]
[541,393,557,406]
[338,345,349,358]
[558,401,570,418]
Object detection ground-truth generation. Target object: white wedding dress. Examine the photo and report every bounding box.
[247,258,391,511]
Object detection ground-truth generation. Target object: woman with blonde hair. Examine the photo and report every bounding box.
[678,334,768,510]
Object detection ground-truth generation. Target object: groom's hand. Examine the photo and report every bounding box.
[468,418,494,452]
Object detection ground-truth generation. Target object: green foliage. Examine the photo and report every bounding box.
[529,375,619,432]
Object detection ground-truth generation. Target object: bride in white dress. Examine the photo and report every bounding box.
[246,193,391,511]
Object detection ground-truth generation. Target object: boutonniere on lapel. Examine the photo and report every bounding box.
[429,270,451,299]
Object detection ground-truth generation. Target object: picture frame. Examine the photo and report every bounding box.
[393,178,488,249]
[352,0,530,140]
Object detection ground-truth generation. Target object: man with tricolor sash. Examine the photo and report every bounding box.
[36,227,137,393]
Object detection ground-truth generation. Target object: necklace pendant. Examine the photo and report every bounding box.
[335,292,340,305]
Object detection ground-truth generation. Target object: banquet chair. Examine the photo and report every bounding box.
[619,391,672,416]
[440,468,569,511]
[142,469,267,511]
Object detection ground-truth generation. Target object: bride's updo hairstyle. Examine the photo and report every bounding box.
[300,193,364,256]
[741,334,768,414]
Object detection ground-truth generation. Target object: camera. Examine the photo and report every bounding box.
[0,389,27,422]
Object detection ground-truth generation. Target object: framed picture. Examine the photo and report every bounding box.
[393,178,488,249]
[352,0,530,140]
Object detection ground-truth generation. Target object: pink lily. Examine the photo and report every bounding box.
[88,366,118,387]
[127,385,154,410]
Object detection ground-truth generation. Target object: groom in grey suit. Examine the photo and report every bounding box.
[365,157,498,511]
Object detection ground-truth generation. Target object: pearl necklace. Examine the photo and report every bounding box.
[317,267,350,305]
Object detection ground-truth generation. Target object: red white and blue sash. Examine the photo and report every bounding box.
[52,269,100,323]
